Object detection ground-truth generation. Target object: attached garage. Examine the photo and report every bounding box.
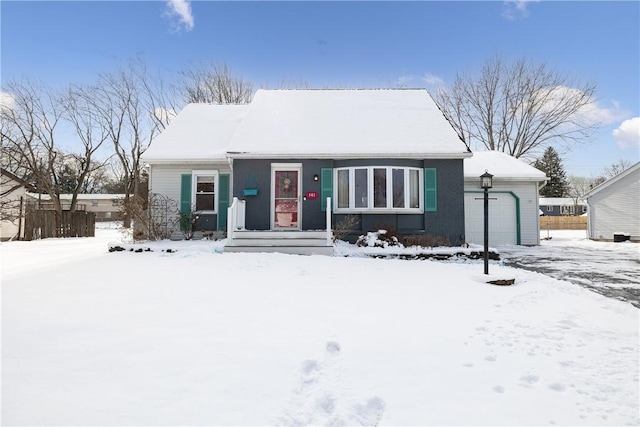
[464,192,518,246]
[464,151,547,247]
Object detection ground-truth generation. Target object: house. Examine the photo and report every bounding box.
[24,193,128,222]
[143,89,472,252]
[584,162,640,242]
[463,151,547,246]
[539,197,587,216]
[0,169,35,241]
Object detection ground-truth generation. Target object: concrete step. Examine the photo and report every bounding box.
[224,245,334,256]
[227,238,330,247]
[231,230,329,239]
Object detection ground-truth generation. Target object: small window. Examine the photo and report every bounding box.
[337,169,349,209]
[111,199,120,207]
[91,199,99,206]
[547,205,553,211]
[192,171,218,213]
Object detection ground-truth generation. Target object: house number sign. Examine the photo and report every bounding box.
[305,191,319,200]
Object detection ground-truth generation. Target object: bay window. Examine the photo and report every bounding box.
[335,166,423,212]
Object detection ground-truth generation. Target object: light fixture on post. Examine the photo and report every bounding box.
[480,170,493,275]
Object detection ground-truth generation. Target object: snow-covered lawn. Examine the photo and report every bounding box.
[2,226,638,426]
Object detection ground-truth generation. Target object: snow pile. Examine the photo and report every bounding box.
[355,229,401,248]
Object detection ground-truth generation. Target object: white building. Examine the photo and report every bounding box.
[584,162,640,242]
[464,151,547,246]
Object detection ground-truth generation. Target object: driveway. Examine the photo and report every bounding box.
[497,231,640,308]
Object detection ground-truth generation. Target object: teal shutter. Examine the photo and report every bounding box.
[180,174,192,215]
[320,168,333,211]
[424,168,437,212]
[218,173,230,230]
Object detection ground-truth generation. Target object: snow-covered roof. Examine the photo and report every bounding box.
[227,89,470,159]
[143,104,247,163]
[464,151,547,181]
[539,197,586,205]
[26,193,128,200]
[584,162,640,199]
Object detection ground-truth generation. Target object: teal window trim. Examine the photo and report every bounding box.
[464,190,521,245]
[218,173,230,230]
[424,168,437,212]
[321,168,333,212]
[180,174,192,215]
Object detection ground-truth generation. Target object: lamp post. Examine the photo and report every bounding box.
[480,170,493,275]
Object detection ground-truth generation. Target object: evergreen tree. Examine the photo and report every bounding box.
[534,147,570,197]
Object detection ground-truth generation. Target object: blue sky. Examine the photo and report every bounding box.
[1,1,639,177]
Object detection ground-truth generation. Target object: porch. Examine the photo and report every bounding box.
[224,197,334,256]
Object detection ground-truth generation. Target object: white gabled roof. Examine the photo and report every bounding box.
[144,89,471,162]
[539,197,586,206]
[464,151,547,181]
[26,193,128,200]
[226,89,471,159]
[584,162,640,198]
[143,103,247,163]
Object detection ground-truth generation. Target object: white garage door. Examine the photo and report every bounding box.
[464,192,517,246]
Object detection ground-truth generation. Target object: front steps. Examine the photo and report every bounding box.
[224,230,334,256]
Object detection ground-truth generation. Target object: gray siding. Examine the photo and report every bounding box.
[233,158,466,245]
[232,159,333,231]
[588,168,640,241]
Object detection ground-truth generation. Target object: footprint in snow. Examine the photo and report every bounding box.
[276,341,386,426]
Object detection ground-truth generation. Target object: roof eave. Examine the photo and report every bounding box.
[226,152,473,160]
[143,158,229,165]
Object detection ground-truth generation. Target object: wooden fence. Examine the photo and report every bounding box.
[23,209,95,240]
[540,215,587,230]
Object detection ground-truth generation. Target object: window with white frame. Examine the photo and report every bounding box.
[335,166,422,212]
[192,171,218,212]
[560,205,575,215]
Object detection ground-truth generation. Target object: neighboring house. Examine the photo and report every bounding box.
[584,162,640,242]
[0,169,35,241]
[143,89,472,249]
[539,197,587,216]
[24,193,127,221]
[463,151,547,247]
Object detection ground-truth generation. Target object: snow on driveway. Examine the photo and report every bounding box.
[499,230,640,308]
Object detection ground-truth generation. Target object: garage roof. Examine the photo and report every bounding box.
[464,151,547,182]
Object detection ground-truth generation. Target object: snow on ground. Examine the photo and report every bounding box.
[1,225,638,426]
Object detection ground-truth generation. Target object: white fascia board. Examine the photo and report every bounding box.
[144,158,231,165]
[227,152,473,160]
[464,176,547,183]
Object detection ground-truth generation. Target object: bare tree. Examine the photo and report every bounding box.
[63,84,111,206]
[0,79,109,233]
[179,63,253,104]
[82,60,172,228]
[435,56,598,160]
[602,159,633,179]
[567,175,594,211]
